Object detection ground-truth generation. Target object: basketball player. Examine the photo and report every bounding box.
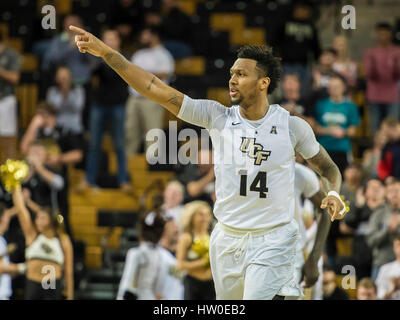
[70,26,347,300]
[293,161,330,299]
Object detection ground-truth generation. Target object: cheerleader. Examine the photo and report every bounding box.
[12,187,73,300]
[117,211,167,300]
[176,201,215,300]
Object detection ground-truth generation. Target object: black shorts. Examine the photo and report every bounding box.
[183,274,216,300]
[25,278,63,300]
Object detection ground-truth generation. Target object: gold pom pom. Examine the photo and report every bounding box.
[0,159,29,193]
[191,235,210,258]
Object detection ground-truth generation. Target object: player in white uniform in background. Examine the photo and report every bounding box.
[71,27,348,300]
[292,161,330,300]
[117,211,167,300]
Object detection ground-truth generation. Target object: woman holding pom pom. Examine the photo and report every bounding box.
[177,201,215,300]
[11,185,73,300]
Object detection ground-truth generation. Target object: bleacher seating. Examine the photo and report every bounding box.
[1,0,389,300]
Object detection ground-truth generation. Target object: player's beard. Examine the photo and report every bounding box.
[230,93,243,106]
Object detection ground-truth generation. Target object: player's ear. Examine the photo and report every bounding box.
[259,77,270,91]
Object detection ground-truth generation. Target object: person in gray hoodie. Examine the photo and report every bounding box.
[367,180,400,280]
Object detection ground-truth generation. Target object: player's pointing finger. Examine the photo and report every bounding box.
[69,25,86,35]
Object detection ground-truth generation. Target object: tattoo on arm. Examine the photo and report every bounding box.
[306,145,342,193]
[167,93,181,107]
[147,76,156,90]
[104,52,128,71]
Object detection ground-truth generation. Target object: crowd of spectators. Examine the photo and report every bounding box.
[1,0,400,300]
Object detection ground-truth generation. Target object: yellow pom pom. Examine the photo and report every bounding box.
[0,159,29,193]
[191,235,210,257]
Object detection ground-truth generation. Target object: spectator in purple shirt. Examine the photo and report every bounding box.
[364,23,400,135]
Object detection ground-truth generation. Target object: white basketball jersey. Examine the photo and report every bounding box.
[211,104,296,229]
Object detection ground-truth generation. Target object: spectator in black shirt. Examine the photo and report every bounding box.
[22,140,65,209]
[20,102,83,167]
[77,30,132,194]
[273,1,321,96]
[177,149,215,207]
[108,0,144,52]
[147,0,193,59]
[322,267,350,300]
[20,102,84,237]
[340,179,386,279]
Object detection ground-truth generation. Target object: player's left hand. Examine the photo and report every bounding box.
[301,259,319,288]
[320,195,345,222]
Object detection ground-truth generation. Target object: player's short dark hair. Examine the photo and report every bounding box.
[237,45,282,95]
[393,232,400,242]
[376,22,393,32]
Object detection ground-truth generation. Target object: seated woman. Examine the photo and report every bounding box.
[12,186,73,300]
[177,201,215,300]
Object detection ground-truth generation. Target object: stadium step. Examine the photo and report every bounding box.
[69,189,138,209]
[15,84,38,130]
[175,56,206,76]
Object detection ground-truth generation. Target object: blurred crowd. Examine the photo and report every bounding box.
[1,0,400,300]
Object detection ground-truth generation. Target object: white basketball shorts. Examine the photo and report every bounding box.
[209,219,303,300]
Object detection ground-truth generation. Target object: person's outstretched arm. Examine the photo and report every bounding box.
[69,25,183,116]
[12,187,37,245]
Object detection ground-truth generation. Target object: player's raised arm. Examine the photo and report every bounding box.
[69,25,183,115]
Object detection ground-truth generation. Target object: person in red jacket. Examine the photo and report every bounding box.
[378,118,400,181]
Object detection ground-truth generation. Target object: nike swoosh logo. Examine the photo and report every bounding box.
[232,122,241,126]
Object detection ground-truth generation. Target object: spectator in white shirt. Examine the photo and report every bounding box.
[46,65,85,135]
[0,33,21,163]
[376,233,400,299]
[125,25,174,155]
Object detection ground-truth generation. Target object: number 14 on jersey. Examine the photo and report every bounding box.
[238,170,268,198]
